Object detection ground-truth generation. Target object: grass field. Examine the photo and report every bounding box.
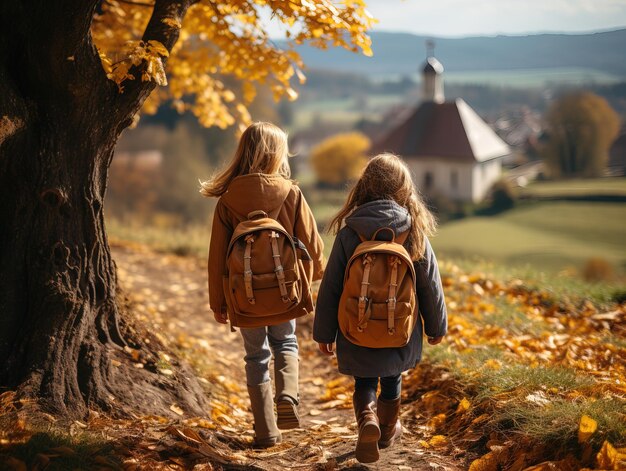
[432,201,626,275]
[522,177,626,197]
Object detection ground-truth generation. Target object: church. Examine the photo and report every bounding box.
[372,49,510,203]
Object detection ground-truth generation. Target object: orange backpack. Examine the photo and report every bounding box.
[338,228,417,348]
[223,210,306,328]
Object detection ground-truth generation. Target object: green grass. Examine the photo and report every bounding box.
[522,177,626,197]
[433,201,626,276]
[499,397,626,448]
[107,217,209,257]
[474,299,551,337]
[425,347,595,401]
[425,345,626,447]
[440,255,625,306]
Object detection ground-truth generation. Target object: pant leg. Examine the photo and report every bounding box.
[268,320,299,403]
[240,326,272,386]
[379,375,402,401]
[354,377,379,397]
[267,320,298,357]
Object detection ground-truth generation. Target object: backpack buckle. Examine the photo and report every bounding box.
[387,297,397,309]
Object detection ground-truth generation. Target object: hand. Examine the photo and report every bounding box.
[318,342,335,356]
[427,336,444,345]
[213,310,228,324]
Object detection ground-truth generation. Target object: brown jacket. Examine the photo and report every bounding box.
[208,173,324,317]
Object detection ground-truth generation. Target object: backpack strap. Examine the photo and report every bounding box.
[248,210,268,220]
[387,256,402,335]
[360,228,410,245]
[395,230,409,245]
[357,254,374,332]
[270,231,290,303]
[371,227,395,242]
[244,234,255,304]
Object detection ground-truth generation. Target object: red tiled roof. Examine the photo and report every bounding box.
[372,99,510,163]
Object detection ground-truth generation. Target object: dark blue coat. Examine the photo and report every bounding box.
[313,200,448,378]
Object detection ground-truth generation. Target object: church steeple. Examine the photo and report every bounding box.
[421,40,445,103]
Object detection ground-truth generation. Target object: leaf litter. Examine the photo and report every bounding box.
[0,241,623,470]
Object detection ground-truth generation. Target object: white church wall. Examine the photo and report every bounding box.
[472,159,502,202]
[406,158,474,201]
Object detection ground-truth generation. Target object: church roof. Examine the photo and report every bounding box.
[372,98,510,163]
[422,56,444,74]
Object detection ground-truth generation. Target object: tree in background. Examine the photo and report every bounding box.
[108,85,282,225]
[310,132,370,187]
[0,1,372,418]
[541,92,620,178]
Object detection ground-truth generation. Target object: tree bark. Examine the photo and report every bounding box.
[0,0,207,418]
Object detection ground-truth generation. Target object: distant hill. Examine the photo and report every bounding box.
[291,29,626,78]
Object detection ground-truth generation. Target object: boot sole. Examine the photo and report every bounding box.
[276,400,300,429]
[355,422,380,463]
[253,432,282,449]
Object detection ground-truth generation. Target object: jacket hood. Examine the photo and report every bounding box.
[220,173,293,220]
[345,200,411,241]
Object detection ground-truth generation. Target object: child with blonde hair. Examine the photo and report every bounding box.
[314,153,447,463]
[202,122,324,448]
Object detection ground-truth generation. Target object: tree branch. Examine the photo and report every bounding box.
[141,0,195,54]
[114,0,197,128]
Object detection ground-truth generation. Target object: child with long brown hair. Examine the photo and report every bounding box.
[313,153,447,463]
[202,122,324,448]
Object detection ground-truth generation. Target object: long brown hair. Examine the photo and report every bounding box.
[200,122,290,197]
[329,153,436,260]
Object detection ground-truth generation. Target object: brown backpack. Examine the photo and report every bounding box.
[223,210,307,328]
[338,228,417,348]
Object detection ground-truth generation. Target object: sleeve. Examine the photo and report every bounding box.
[414,237,448,338]
[208,200,232,315]
[312,232,348,344]
[293,188,325,281]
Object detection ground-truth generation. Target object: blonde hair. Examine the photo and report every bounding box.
[200,122,290,197]
[329,153,436,260]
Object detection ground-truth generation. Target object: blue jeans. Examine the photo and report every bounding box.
[354,375,402,401]
[240,320,298,386]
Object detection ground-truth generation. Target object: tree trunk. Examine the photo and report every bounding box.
[0,0,207,418]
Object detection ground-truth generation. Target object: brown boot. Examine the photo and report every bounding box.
[274,354,301,430]
[353,389,380,463]
[248,382,282,448]
[377,396,402,448]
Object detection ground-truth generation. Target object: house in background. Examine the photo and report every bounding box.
[372,47,510,203]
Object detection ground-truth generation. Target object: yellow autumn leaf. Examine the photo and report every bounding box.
[469,451,498,471]
[148,40,169,57]
[295,67,307,84]
[429,435,448,448]
[578,414,597,443]
[417,439,430,448]
[427,413,446,430]
[456,397,471,413]
[596,440,624,469]
[161,17,182,29]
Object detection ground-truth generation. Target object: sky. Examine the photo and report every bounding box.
[363,0,626,37]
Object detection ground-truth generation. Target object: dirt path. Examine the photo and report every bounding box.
[113,242,462,470]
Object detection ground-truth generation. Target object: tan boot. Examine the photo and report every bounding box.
[353,389,380,463]
[247,382,282,448]
[275,354,301,429]
[377,396,402,448]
